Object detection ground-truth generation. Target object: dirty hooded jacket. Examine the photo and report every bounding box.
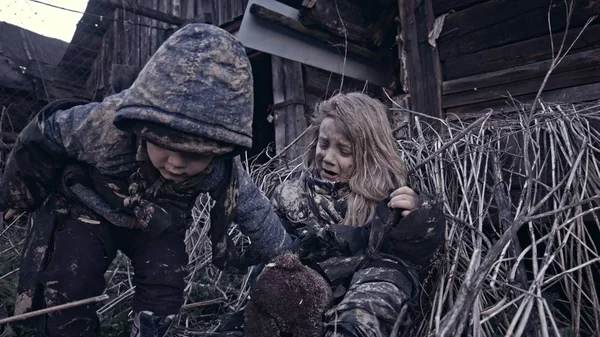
[0,24,292,316]
[270,170,445,286]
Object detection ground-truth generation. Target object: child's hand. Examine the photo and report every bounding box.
[388,187,419,217]
[1,209,20,228]
[3,209,19,221]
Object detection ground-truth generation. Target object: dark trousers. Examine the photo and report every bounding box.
[38,216,188,337]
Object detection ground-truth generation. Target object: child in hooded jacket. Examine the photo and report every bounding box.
[267,92,446,337]
[0,24,291,337]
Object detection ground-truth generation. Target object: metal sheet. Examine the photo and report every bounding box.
[235,0,391,87]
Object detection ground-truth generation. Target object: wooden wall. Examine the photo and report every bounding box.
[85,0,249,98]
[302,65,380,120]
[434,0,600,115]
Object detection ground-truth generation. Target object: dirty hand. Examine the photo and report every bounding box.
[388,186,419,217]
[3,208,20,221]
[1,208,21,228]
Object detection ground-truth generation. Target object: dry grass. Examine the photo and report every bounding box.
[1,101,600,337]
[394,100,600,337]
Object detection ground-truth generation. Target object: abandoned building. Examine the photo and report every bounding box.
[2,0,599,161]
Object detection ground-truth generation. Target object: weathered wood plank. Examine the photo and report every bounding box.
[443,48,600,95]
[172,0,181,17]
[231,0,245,18]
[442,23,600,80]
[158,0,169,48]
[440,0,546,42]
[282,58,308,157]
[182,0,195,19]
[200,0,213,23]
[433,0,487,15]
[271,56,288,157]
[150,0,159,54]
[367,6,397,48]
[211,0,220,25]
[443,64,600,108]
[438,0,600,60]
[271,56,308,162]
[113,9,123,65]
[304,92,320,118]
[132,2,141,67]
[140,0,150,66]
[102,0,185,25]
[249,4,378,60]
[302,65,376,98]
[298,0,374,46]
[398,0,443,119]
[218,0,225,24]
[445,82,600,115]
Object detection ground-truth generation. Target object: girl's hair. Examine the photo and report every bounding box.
[304,92,407,226]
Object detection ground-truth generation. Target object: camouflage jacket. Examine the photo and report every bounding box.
[0,93,291,261]
[270,171,445,282]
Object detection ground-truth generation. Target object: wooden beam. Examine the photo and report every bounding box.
[298,0,372,46]
[398,0,443,120]
[271,56,308,162]
[102,0,185,25]
[249,3,378,60]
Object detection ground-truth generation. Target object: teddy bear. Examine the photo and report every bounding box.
[245,251,333,337]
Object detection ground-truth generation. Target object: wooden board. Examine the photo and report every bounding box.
[433,0,488,15]
[442,23,600,80]
[272,56,308,162]
[182,0,195,19]
[398,0,443,119]
[231,0,245,19]
[445,82,600,115]
[302,65,376,98]
[438,0,600,60]
[443,48,600,95]
[199,0,213,23]
[304,92,320,120]
[298,0,375,46]
[443,64,600,108]
[440,0,547,42]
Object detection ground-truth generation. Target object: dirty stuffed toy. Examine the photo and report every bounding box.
[0,24,292,337]
[218,92,445,337]
[245,251,333,337]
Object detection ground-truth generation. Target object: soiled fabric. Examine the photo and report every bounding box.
[217,171,445,337]
[40,215,187,336]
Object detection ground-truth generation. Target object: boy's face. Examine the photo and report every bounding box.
[315,117,355,182]
[146,142,214,183]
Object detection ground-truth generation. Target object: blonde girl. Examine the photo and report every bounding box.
[265,92,445,337]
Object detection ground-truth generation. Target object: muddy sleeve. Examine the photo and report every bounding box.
[382,191,446,271]
[233,162,293,260]
[0,103,101,211]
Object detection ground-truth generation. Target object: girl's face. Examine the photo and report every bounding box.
[146,142,214,183]
[315,118,355,182]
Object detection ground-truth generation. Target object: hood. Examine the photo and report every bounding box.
[113,23,254,152]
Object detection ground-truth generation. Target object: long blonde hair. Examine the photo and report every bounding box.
[304,92,407,226]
